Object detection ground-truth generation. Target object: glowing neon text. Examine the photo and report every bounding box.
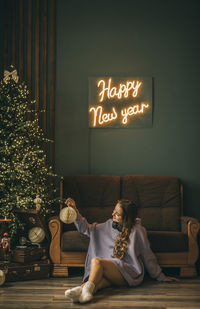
[89,106,118,127]
[89,103,149,127]
[97,78,142,102]
[121,103,149,124]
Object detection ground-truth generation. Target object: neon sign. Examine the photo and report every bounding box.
[88,76,152,128]
[89,106,118,127]
[97,78,142,102]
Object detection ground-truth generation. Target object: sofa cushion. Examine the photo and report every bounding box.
[121,175,181,231]
[63,175,120,231]
[61,231,89,252]
[61,230,188,253]
[147,231,188,253]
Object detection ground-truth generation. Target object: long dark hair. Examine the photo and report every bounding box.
[112,199,138,260]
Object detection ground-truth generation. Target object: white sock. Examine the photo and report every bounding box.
[65,286,82,302]
[79,281,95,303]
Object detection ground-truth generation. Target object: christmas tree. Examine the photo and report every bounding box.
[0,66,58,236]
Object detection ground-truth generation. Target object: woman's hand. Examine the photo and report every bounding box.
[65,198,77,211]
[162,276,179,282]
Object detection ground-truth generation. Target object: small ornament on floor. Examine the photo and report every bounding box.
[0,269,6,286]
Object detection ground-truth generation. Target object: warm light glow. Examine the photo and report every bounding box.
[89,102,149,127]
[97,78,142,102]
[121,103,149,124]
[89,106,117,127]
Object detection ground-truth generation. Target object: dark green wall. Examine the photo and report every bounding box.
[55,0,200,220]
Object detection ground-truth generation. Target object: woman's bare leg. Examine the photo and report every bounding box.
[88,258,127,293]
[94,277,111,293]
[81,277,111,292]
[78,258,127,303]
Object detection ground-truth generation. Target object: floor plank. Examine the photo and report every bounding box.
[0,272,200,309]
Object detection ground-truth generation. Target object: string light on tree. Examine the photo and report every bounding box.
[0,65,58,237]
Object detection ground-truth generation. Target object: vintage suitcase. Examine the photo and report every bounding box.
[0,259,51,282]
[11,247,47,263]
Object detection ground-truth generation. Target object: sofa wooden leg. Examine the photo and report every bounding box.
[51,264,69,277]
[180,266,197,277]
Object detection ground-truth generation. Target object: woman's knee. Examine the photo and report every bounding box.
[91,257,101,267]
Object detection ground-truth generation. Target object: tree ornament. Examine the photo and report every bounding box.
[3,65,19,84]
[59,206,77,224]
[28,227,45,244]
[34,195,42,211]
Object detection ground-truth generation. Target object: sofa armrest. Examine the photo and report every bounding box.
[181,216,200,265]
[181,216,199,234]
[49,216,62,264]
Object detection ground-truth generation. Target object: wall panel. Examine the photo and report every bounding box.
[2,0,56,167]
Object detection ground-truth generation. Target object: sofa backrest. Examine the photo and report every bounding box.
[121,175,182,231]
[62,174,182,232]
[63,175,120,230]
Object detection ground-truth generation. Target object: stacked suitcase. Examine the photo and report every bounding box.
[0,247,51,282]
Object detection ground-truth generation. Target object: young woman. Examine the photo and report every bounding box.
[64,198,178,303]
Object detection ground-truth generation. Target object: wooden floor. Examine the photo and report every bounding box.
[0,268,200,309]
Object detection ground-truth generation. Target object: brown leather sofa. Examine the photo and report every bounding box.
[49,175,199,277]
